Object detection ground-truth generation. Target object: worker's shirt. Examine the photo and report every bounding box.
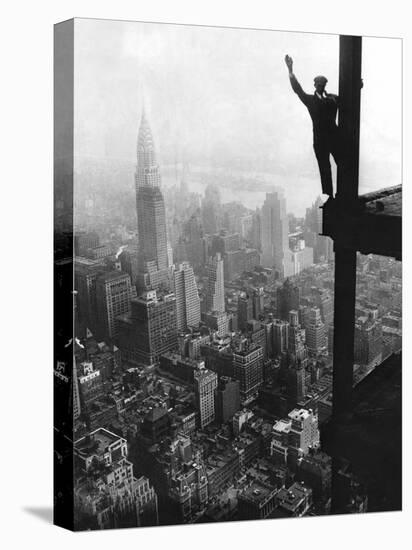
[289,73,339,144]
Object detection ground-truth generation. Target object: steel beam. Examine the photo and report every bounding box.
[332,35,362,421]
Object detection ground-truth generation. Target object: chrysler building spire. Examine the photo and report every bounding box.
[135,109,169,290]
[135,108,161,189]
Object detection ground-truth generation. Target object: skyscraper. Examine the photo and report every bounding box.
[304,197,334,263]
[312,288,334,328]
[288,310,308,367]
[354,316,383,368]
[135,110,170,290]
[286,363,306,409]
[205,253,225,313]
[215,377,241,423]
[261,189,293,278]
[306,307,326,356]
[182,213,207,272]
[290,240,314,275]
[117,290,178,366]
[288,408,320,456]
[75,260,106,334]
[277,278,300,321]
[135,109,161,190]
[272,319,290,357]
[238,292,254,331]
[252,287,265,319]
[202,184,221,235]
[233,340,263,404]
[173,262,201,331]
[96,271,133,340]
[251,208,262,250]
[194,366,218,428]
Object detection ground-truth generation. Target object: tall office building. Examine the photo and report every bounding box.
[261,189,293,278]
[205,253,225,313]
[286,361,307,408]
[288,310,308,367]
[223,247,261,281]
[290,240,314,276]
[211,231,241,256]
[135,110,170,290]
[306,307,326,356]
[215,377,241,423]
[194,366,218,428]
[233,340,263,404]
[173,262,201,331]
[202,184,221,235]
[271,408,320,465]
[117,290,178,366]
[288,408,320,455]
[272,319,290,357]
[251,209,262,250]
[135,109,161,189]
[252,287,265,319]
[312,288,334,328]
[119,242,139,286]
[277,279,300,321]
[354,316,383,368]
[238,292,254,331]
[304,197,334,263]
[202,311,229,338]
[75,260,106,334]
[181,213,207,272]
[96,271,133,340]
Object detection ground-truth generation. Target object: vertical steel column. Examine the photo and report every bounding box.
[336,35,362,202]
[332,36,362,421]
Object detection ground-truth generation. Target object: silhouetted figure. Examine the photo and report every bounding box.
[285,54,339,198]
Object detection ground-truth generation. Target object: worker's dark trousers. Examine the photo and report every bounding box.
[313,136,340,197]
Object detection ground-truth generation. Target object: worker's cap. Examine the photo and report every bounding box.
[314,75,328,85]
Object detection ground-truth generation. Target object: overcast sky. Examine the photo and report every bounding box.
[74,18,401,215]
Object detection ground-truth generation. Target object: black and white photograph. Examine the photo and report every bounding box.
[54,18,402,530]
[2,1,410,548]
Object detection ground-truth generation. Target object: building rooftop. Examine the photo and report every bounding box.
[97,270,129,283]
[240,480,277,505]
[75,427,124,457]
[145,406,169,423]
[276,482,311,511]
[288,408,311,422]
[273,419,291,434]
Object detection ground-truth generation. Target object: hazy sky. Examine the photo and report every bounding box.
[74,18,401,215]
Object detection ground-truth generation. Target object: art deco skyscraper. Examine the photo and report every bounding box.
[261,188,293,278]
[173,262,201,331]
[135,109,161,190]
[135,110,169,290]
[205,253,225,313]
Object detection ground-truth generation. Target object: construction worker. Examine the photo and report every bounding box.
[285,54,340,199]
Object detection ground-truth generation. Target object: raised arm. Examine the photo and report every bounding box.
[285,55,310,106]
